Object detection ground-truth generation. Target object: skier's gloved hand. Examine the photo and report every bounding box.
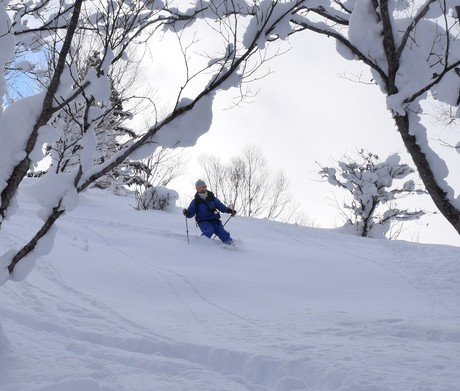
[228,208,236,217]
[183,208,188,217]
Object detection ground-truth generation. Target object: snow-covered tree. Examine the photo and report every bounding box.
[47,50,134,175]
[319,150,426,238]
[130,147,187,209]
[281,0,460,235]
[45,47,141,194]
[138,186,179,211]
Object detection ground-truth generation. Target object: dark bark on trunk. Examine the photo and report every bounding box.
[361,198,378,237]
[394,114,460,234]
[0,0,83,224]
[8,206,64,274]
[378,0,460,236]
[4,0,83,273]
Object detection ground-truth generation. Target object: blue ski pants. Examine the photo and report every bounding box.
[198,219,233,245]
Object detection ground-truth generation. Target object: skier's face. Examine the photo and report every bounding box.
[196,185,207,194]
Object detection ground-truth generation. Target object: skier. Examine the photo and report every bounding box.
[183,179,236,245]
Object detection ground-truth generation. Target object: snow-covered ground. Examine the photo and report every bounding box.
[1,188,459,391]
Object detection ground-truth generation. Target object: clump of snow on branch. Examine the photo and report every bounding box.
[165,0,252,32]
[10,225,58,282]
[242,1,297,49]
[84,69,112,102]
[214,66,244,92]
[154,94,215,148]
[348,0,385,66]
[0,250,15,285]
[80,126,98,173]
[33,172,80,217]
[128,141,159,162]
[54,64,78,106]
[0,94,46,196]
[0,4,15,108]
[405,108,460,210]
[30,125,60,164]
[433,70,460,108]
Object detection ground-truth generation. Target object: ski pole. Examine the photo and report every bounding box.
[212,214,233,240]
[185,215,190,244]
[222,205,235,228]
[222,214,233,228]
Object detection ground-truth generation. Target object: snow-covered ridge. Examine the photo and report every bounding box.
[0,189,459,391]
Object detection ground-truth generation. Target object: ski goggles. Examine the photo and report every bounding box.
[196,185,207,191]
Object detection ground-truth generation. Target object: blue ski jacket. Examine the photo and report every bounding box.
[185,191,232,222]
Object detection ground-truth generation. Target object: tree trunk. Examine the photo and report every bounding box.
[0,0,83,224]
[8,206,64,274]
[394,114,460,234]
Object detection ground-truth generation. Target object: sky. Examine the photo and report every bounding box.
[1,185,459,391]
[167,32,460,248]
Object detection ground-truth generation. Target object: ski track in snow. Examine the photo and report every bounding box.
[58,218,259,326]
[1,190,460,391]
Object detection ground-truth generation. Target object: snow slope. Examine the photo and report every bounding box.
[1,188,459,391]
